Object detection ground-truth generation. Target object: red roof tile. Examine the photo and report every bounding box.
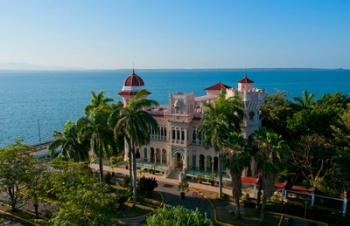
[242,177,259,184]
[291,185,315,193]
[204,82,231,91]
[118,90,150,96]
[238,75,254,83]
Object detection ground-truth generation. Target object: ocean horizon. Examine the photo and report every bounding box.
[1,68,350,147]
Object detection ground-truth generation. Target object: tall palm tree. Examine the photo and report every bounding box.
[254,128,288,220]
[113,89,158,205]
[224,132,250,219]
[49,121,89,161]
[77,91,115,182]
[293,90,315,110]
[77,108,114,182]
[198,93,243,197]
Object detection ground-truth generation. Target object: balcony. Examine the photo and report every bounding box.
[166,113,193,123]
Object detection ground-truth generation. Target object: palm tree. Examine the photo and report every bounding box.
[85,91,113,116]
[293,90,315,110]
[77,108,113,183]
[198,93,243,197]
[49,121,89,161]
[254,128,288,220]
[113,89,158,205]
[224,132,250,219]
[76,91,115,182]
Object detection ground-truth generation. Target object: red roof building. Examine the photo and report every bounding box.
[238,74,254,84]
[204,82,232,91]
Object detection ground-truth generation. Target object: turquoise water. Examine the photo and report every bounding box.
[0,69,349,146]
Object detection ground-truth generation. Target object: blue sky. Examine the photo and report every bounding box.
[0,0,349,69]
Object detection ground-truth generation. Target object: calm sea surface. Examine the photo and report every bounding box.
[0,69,349,146]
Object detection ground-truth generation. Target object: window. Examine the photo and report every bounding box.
[192,155,196,170]
[144,148,147,160]
[192,130,197,143]
[249,111,255,121]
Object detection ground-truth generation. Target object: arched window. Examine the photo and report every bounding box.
[249,111,255,120]
[192,155,196,170]
[199,154,205,171]
[136,149,140,159]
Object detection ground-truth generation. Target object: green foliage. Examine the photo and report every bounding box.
[49,120,89,161]
[145,206,213,226]
[121,175,131,187]
[0,142,33,210]
[44,166,117,226]
[261,91,350,194]
[261,92,294,137]
[198,94,243,152]
[198,94,243,198]
[139,177,158,196]
[112,89,159,204]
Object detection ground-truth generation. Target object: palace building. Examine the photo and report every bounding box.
[119,70,266,180]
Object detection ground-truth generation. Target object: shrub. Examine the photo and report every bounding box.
[242,194,256,208]
[145,206,213,226]
[121,175,131,187]
[117,189,132,208]
[139,177,158,196]
[104,172,113,184]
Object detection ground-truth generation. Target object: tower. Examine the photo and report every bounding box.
[118,69,150,106]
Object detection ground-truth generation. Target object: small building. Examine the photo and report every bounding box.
[119,70,266,180]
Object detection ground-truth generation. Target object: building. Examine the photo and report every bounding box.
[119,70,266,180]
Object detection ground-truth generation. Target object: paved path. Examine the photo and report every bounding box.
[90,163,233,196]
[156,181,219,226]
[90,164,223,225]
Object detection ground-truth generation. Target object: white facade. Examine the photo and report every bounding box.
[120,73,266,180]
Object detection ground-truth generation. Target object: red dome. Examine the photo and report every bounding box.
[124,69,144,86]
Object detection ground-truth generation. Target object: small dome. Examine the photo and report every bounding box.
[124,69,145,86]
[238,74,254,84]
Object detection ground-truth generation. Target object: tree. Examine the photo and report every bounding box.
[84,91,113,116]
[224,132,250,219]
[113,89,158,205]
[254,128,289,219]
[198,93,243,197]
[78,91,115,182]
[260,92,294,138]
[292,90,315,110]
[24,160,46,218]
[49,120,89,161]
[0,142,33,211]
[145,206,213,226]
[47,167,117,226]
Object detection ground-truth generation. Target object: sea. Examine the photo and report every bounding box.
[0,69,349,147]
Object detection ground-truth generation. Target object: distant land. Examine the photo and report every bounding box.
[0,62,349,72]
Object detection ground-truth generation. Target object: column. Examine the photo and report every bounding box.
[160,151,163,165]
[154,150,157,164]
[212,156,214,174]
[184,150,188,171]
[196,154,200,171]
